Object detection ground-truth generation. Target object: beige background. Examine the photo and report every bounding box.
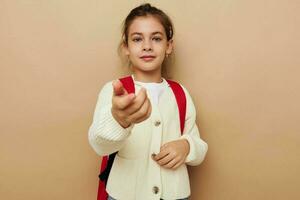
[1,0,299,199]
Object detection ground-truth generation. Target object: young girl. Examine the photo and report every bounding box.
[88,3,208,200]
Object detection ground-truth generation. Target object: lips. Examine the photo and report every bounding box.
[140,55,155,61]
[141,55,155,58]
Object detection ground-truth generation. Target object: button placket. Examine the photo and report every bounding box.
[148,97,162,198]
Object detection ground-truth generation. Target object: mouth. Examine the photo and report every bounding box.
[140,55,156,62]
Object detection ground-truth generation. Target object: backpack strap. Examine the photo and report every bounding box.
[166,79,187,134]
[97,156,108,200]
[119,75,135,94]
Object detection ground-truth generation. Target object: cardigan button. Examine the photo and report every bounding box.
[152,186,159,194]
[154,120,161,126]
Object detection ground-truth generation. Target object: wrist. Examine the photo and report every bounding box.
[182,139,190,155]
[119,121,131,128]
[111,108,131,128]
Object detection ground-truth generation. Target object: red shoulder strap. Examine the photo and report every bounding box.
[97,156,108,200]
[119,75,135,94]
[166,80,187,134]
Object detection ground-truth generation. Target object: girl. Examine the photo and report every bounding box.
[88,3,208,200]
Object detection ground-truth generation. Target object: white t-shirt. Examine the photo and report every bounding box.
[132,75,167,105]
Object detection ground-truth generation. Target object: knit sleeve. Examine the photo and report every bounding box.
[179,85,208,166]
[88,81,134,156]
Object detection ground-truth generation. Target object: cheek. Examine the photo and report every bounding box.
[156,46,167,56]
[128,44,140,55]
[155,42,168,51]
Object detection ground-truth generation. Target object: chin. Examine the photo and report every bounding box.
[138,66,161,73]
[133,62,161,72]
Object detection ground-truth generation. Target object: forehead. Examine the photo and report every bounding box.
[128,16,165,36]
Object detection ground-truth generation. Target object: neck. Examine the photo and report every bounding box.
[132,68,163,83]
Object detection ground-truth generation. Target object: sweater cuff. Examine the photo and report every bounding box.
[179,134,196,163]
[93,106,134,142]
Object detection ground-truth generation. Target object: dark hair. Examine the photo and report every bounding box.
[121,3,174,45]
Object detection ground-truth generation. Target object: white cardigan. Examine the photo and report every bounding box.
[88,77,208,200]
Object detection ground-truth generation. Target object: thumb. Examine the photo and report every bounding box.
[112,80,128,96]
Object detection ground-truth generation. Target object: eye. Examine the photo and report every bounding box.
[153,37,162,42]
[132,37,142,42]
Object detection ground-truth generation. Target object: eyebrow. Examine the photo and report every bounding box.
[130,31,164,36]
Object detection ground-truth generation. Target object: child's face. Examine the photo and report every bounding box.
[124,16,173,76]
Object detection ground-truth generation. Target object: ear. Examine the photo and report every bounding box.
[166,39,174,55]
[122,42,130,56]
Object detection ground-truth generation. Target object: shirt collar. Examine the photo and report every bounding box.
[131,74,169,88]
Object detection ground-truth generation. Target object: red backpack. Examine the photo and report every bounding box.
[97,75,187,200]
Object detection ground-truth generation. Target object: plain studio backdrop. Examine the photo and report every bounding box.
[0,0,299,199]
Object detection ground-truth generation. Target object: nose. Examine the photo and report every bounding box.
[143,39,152,51]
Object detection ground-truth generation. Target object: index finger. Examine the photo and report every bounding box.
[112,80,128,96]
[152,149,169,161]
